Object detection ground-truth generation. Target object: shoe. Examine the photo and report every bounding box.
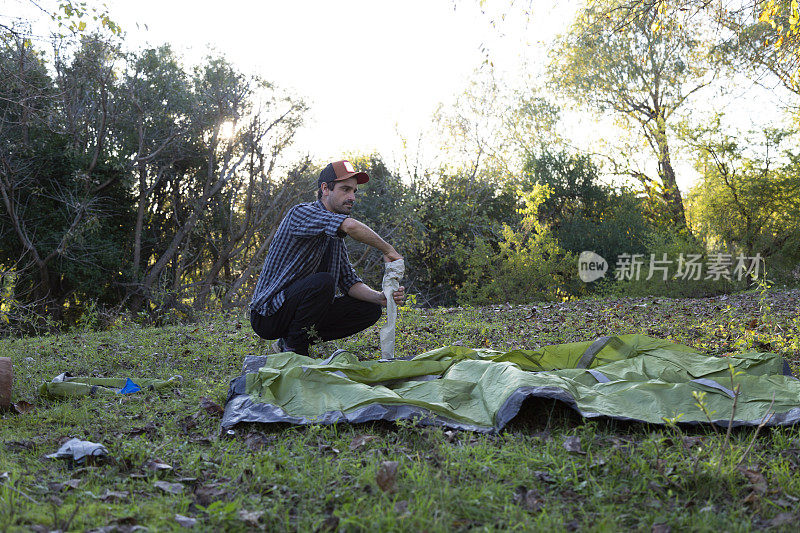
[271,338,293,354]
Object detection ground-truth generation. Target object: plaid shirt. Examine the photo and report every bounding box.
[249,200,362,316]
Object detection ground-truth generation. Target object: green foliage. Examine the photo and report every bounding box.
[685,122,800,283]
[400,169,519,306]
[0,29,307,329]
[713,0,800,98]
[459,183,580,304]
[603,229,740,298]
[0,35,134,329]
[53,0,122,36]
[521,150,652,269]
[345,155,418,288]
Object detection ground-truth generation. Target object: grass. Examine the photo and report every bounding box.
[1,288,800,531]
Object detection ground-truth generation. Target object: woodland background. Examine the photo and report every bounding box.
[2,0,799,335]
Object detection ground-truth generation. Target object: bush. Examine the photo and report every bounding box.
[601,230,743,298]
[459,183,581,305]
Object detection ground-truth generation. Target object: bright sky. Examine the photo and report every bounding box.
[107,0,575,166]
[5,0,795,191]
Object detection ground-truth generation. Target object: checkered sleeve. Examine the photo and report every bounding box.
[286,203,347,238]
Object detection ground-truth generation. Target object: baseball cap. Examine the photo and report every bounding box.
[318,160,369,187]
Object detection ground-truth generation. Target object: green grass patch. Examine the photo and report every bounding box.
[2,290,799,531]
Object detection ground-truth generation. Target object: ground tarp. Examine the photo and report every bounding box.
[221,334,800,432]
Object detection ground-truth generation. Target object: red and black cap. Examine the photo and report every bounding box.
[318,160,369,187]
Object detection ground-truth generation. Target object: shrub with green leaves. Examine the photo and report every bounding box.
[459,183,580,305]
[602,230,741,298]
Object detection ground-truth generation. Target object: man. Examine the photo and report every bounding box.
[249,160,405,355]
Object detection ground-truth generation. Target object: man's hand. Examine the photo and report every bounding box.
[377,285,405,307]
[384,249,402,263]
[349,283,406,307]
[392,286,405,306]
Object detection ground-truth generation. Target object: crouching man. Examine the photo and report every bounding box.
[249,160,405,355]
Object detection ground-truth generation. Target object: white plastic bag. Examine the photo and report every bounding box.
[379,259,405,359]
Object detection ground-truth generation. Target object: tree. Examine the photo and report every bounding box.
[550,0,715,229]
[409,70,563,305]
[403,168,519,305]
[594,1,800,96]
[0,34,132,325]
[116,45,192,279]
[718,1,800,103]
[685,120,800,276]
[521,150,652,270]
[344,155,416,289]
[123,54,307,315]
[0,24,309,329]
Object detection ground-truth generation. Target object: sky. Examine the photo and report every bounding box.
[109,0,573,166]
[4,0,796,191]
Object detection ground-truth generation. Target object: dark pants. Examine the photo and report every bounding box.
[250,272,382,356]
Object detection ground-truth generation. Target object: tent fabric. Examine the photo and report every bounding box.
[221,335,800,432]
[39,373,182,399]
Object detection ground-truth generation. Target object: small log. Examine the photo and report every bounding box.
[0,357,12,408]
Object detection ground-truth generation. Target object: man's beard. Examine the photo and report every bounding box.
[335,201,353,214]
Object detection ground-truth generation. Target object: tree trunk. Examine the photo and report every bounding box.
[133,158,147,273]
[654,115,687,229]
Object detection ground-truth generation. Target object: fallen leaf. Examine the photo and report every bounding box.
[444,430,458,443]
[513,485,542,512]
[178,414,198,432]
[318,443,340,455]
[244,432,273,451]
[154,480,184,495]
[13,401,34,414]
[563,436,585,454]
[376,461,398,493]
[194,484,228,506]
[101,489,129,502]
[742,491,760,505]
[238,509,263,526]
[652,524,670,533]
[145,458,173,472]
[738,467,767,494]
[682,436,704,448]
[318,512,339,532]
[174,514,197,528]
[199,397,224,417]
[767,513,795,527]
[48,478,82,492]
[127,422,157,438]
[349,435,377,451]
[4,440,34,451]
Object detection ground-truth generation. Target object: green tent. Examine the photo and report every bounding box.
[221,335,799,432]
